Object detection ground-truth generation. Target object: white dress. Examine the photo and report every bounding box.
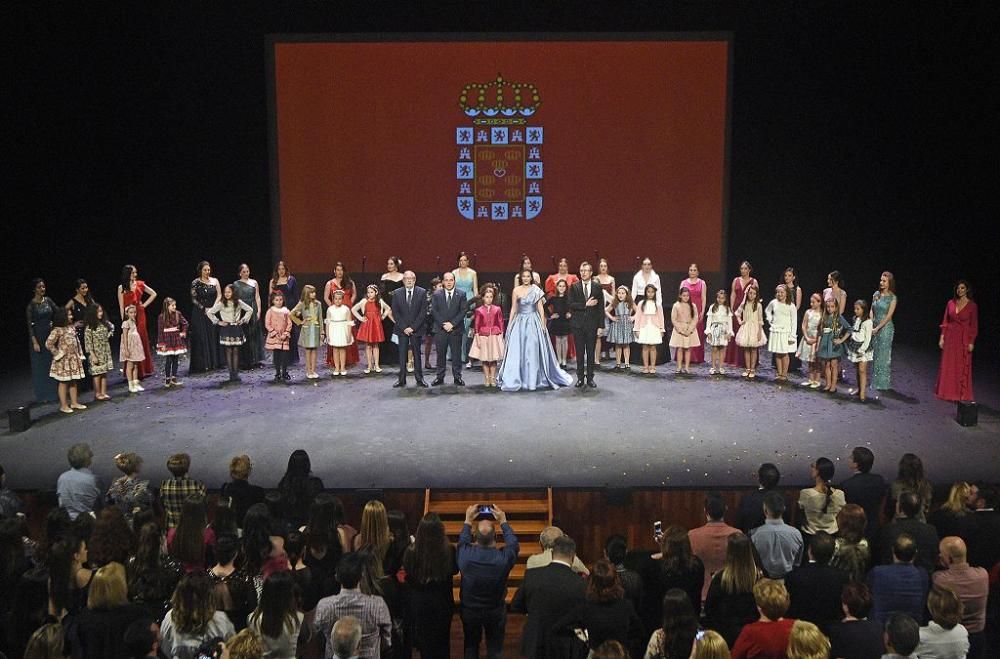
[635,301,663,345]
[765,300,798,354]
[324,305,355,347]
[796,308,821,362]
[705,305,733,347]
[846,317,873,363]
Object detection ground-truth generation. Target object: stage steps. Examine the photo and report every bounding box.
[423,488,553,604]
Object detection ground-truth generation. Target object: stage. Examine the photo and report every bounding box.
[1,343,996,494]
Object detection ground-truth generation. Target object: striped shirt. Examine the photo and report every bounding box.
[314,588,391,659]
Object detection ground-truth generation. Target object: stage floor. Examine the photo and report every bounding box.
[1,345,997,492]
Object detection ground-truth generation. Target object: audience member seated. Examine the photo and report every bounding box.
[512,535,587,658]
[278,449,325,529]
[785,531,850,632]
[161,571,237,657]
[127,521,182,622]
[247,570,305,658]
[639,525,705,634]
[159,453,206,529]
[0,463,24,519]
[70,562,148,658]
[605,534,643,613]
[208,533,257,632]
[457,504,518,659]
[643,588,700,659]
[526,525,590,574]
[888,453,933,522]
[303,494,347,607]
[750,491,803,580]
[839,446,887,540]
[735,463,784,533]
[219,454,265,527]
[877,490,940,573]
[122,616,162,659]
[89,507,136,567]
[933,536,988,658]
[831,503,870,582]
[314,552,391,659]
[554,558,644,657]
[798,457,847,540]
[917,584,970,659]
[330,615,363,659]
[827,582,885,659]
[868,533,929,625]
[730,579,796,659]
[688,492,740,602]
[57,442,102,520]
[786,620,830,659]
[106,452,152,524]
[929,482,980,546]
[704,532,760,648]
[167,496,216,573]
[883,612,920,659]
[403,512,457,659]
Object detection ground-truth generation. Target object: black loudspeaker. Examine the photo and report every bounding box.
[604,487,633,506]
[7,407,31,432]
[957,401,978,427]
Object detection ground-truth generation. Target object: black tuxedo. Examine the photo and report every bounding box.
[840,471,887,539]
[511,562,587,659]
[390,285,428,383]
[431,287,468,380]
[785,562,851,632]
[568,279,603,382]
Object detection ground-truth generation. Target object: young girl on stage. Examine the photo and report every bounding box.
[469,286,505,387]
[670,287,700,374]
[797,293,823,388]
[207,284,253,383]
[324,290,354,376]
[846,299,874,401]
[735,285,767,378]
[595,258,616,361]
[291,284,324,379]
[705,289,733,375]
[605,286,635,370]
[120,304,147,393]
[352,284,392,374]
[765,285,798,381]
[265,291,292,382]
[817,297,851,393]
[84,303,115,400]
[47,307,87,412]
[632,284,665,374]
[156,297,188,389]
[546,279,572,368]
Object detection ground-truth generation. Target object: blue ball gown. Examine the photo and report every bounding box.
[498,285,573,391]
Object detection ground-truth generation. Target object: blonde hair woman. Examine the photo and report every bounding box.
[353,499,391,562]
[786,620,830,659]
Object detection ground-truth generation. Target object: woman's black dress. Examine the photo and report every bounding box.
[189,279,220,373]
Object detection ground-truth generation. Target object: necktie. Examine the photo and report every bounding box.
[585,282,590,298]
[447,291,452,305]
[406,289,412,305]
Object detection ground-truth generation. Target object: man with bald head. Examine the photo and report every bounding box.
[525,526,589,575]
[430,271,468,386]
[331,616,363,659]
[933,536,988,658]
[390,270,428,388]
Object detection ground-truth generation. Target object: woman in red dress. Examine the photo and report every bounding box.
[725,261,758,368]
[681,263,708,364]
[935,280,978,401]
[544,257,580,359]
[117,264,157,378]
[324,261,360,368]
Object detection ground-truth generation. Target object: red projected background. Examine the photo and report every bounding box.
[271,38,730,274]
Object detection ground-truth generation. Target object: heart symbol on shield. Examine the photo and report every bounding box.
[493,168,507,178]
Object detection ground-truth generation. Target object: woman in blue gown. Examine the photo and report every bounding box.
[498,270,573,392]
[27,278,59,403]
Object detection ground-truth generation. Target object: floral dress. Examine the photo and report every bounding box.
[84,322,115,375]
[45,326,85,381]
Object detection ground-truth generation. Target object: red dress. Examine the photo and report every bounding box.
[325,280,360,365]
[545,274,579,358]
[682,277,707,363]
[122,280,154,377]
[935,299,978,401]
[355,300,386,344]
[725,276,758,367]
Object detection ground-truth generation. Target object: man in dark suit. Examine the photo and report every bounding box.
[735,463,788,532]
[567,261,603,388]
[840,446,887,540]
[430,272,468,386]
[390,270,428,388]
[511,535,587,659]
[877,491,940,572]
[785,531,850,633]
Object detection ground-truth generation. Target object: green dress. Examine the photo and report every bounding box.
[871,292,895,390]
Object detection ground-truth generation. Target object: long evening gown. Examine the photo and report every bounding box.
[724,277,757,367]
[27,297,59,402]
[498,286,573,391]
[233,279,264,368]
[273,276,299,364]
[188,279,220,373]
[935,299,977,401]
[682,278,707,363]
[122,281,155,378]
[871,291,895,390]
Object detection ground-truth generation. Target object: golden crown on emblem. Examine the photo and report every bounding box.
[459,74,541,117]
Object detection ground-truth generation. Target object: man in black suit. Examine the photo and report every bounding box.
[430,272,468,386]
[785,531,850,633]
[840,447,887,540]
[876,491,940,572]
[390,270,429,388]
[511,535,587,659]
[567,261,603,388]
[735,463,787,532]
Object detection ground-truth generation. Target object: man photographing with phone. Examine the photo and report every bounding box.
[457,504,519,659]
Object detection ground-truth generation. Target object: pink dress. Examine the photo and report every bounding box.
[935,299,978,401]
[669,302,701,349]
[119,319,146,363]
[725,277,758,366]
[681,278,707,362]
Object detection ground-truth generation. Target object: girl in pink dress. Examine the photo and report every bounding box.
[670,288,701,374]
[120,304,147,393]
[734,285,767,378]
[725,261,759,368]
[469,286,506,387]
[680,264,707,364]
[265,291,293,382]
[352,285,392,374]
[935,280,978,401]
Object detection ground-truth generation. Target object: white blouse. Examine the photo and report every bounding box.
[631,270,662,305]
[705,305,733,333]
[207,300,252,324]
[765,300,798,337]
[850,317,873,353]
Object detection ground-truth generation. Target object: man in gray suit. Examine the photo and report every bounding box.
[431,271,468,386]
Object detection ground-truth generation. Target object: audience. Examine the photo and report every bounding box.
[784,531,849,632]
[57,442,101,520]
[525,525,590,574]
[304,494,347,608]
[605,533,643,612]
[106,452,152,524]
[690,629,731,659]
[159,453,207,529]
[247,569,304,658]
[127,521,181,621]
[314,552,391,659]
[750,491,803,580]
[883,613,921,659]
[220,454,265,527]
[688,492,740,602]
[889,453,934,521]
[160,571,237,656]
[403,512,457,659]
[933,535,988,658]
[122,617,161,659]
[786,619,830,659]
[878,490,941,572]
[208,533,258,632]
[839,446,887,540]
[798,457,846,540]
[71,561,148,658]
[969,485,1000,569]
[928,482,979,546]
[557,558,644,656]
[831,503,871,582]
[277,449,325,529]
[735,463,783,532]
[644,588,700,659]
[167,495,216,573]
[0,463,24,519]
[89,507,135,567]
[730,579,795,659]
[868,533,929,625]
[703,532,760,648]
[640,525,705,634]
[917,583,970,658]
[331,615,364,659]
[827,582,885,659]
